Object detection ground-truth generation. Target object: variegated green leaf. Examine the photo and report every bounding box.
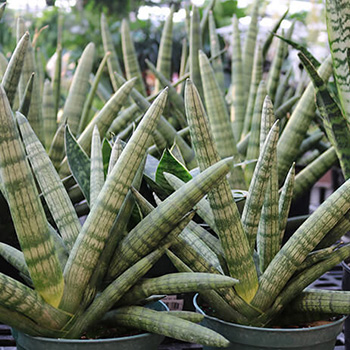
[0,86,64,307]
[242,0,260,96]
[230,16,246,141]
[65,125,91,204]
[62,42,95,136]
[326,0,350,120]
[100,13,122,91]
[189,6,204,100]
[104,305,230,347]
[154,6,174,93]
[155,148,192,193]
[121,19,146,96]
[245,80,267,183]
[209,12,225,92]
[299,51,350,179]
[60,89,168,314]
[242,120,279,251]
[42,79,57,151]
[277,55,333,180]
[17,113,81,251]
[242,45,263,138]
[199,51,246,189]
[78,51,111,135]
[251,177,350,312]
[90,126,104,207]
[1,32,29,107]
[278,163,295,244]
[185,79,257,303]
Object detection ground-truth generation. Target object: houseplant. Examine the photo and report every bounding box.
[149,78,350,350]
[0,83,239,348]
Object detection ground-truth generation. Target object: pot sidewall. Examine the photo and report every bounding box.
[14,301,167,350]
[193,294,345,350]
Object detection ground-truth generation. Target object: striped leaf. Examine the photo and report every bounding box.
[326,0,350,121]
[0,273,69,330]
[66,247,168,338]
[256,97,279,272]
[48,122,65,170]
[102,138,112,177]
[17,113,81,251]
[266,32,286,102]
[60,89,168,314]
[251,177,350,312]
[42,79,57,150]
[154,6,174,93]
[108,137,124,175]
[274,34,321,69]
[242,45,263,138]
[0,86,64,307]
[278,163,295,244]
[164,173,217,231]
[155,148,192,193]
[0,243,29,277]
[288,289,350,315]
[65,125,91,204]
[185,80,257,303]
[121,19,146,96]
[17,20,44,144]
[1,32,29,107]
[62,42,95,136]
[258,244,350,325]
[121,273,238,305]
[209,12,225,92]
[293,147,337,201]
[244,80,266,183]
[299,51,350,179]
[78,51,111,135]
[277,55,333,181]
[78,77,137,155]
[230,16,246,141]
[108,157,233,278]
[242,120,280,251]
[145,59,187,127]
[199,51,246,189]
[190,6,204,100]
[242,0,260,96]
[100,13,122,91]
[101,306,230,348]
[52,43,62,119]
[114,72,196,169]
[90,126,104,208]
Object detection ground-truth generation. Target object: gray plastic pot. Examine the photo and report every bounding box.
[193,294,345,350]
[13,301,167,350]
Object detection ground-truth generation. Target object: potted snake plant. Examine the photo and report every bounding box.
[0,81,242,349]
[142,78,350,350]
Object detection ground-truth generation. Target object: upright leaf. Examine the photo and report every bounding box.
[0,86,64,307]
[62,42,95,136]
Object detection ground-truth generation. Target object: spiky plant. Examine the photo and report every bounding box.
[140,79,350,328]
[0,83,240,347]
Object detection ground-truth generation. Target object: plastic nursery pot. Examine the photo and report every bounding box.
[193,294,345,350]
[13,301,168,350]
[342,259,350,350]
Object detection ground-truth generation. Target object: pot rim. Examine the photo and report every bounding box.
[16,331,161,344]
[193,293,346,333]
[14,300,168,343]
